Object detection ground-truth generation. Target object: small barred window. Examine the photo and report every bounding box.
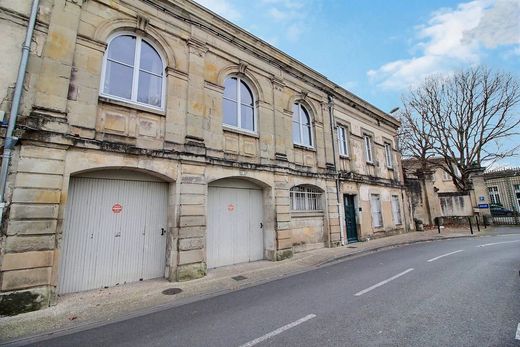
[290,185,323,211]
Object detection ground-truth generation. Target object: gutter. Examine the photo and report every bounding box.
[0,0,40,225]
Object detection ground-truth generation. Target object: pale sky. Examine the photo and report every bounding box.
[195,0,520,167]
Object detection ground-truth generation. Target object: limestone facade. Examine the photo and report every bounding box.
[0,0,407,314]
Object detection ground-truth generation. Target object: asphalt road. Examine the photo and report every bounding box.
[24,232,520,346]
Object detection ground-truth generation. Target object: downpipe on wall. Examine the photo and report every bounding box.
[327,94,345,246]
[0,0,40,226]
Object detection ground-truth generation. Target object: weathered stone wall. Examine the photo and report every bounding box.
[0,0,408,314]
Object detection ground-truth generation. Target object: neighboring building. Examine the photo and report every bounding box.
[403,159,473,225]
[0,0,407,314]
[483,168,520,215]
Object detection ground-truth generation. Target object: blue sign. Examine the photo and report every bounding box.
[478,204,489,208]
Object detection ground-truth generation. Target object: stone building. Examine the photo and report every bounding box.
[0,0,407,314]
[483,168,520,215]
[403,158,489,226]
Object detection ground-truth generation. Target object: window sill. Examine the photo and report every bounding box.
[366,161,375,166]
[293,144,315,152]
[222,125,259,138]
[98,96,166,116]
[339,155,350,160]
[387,166,394,171]
[291,211,324,218]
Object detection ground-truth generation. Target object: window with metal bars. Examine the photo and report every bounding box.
[290,185,323,211]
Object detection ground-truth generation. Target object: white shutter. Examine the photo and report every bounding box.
[391,195,402,225]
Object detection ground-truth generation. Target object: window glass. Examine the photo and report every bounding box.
[223,77,255,131]
[104,61,133,99]
[338,126,348,156]
[240,81,253,106]
[102,34,164,109]
[139,41,163,75]
[385,143,393,167]
[293,103,312,147]
[241,105,254,131]
[364,135,373,162]
[223,98,238,126]
[137,72,162,107]
[290,185,322,211]
[224,78,237,101]
[292,120,301,144]
[107,35,136,65]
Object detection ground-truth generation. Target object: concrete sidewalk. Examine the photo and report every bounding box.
[0,227,499,343]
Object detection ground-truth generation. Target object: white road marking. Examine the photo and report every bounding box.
[239,314,316,347]
[477,240,520,248]
[354,268,414,296]
[427,250,464,262]
[516,323,520,340]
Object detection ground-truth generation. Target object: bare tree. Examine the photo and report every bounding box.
[399,67,520,191]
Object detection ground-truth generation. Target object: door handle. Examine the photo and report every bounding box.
[260,222,263,229]
[161,228,166,236]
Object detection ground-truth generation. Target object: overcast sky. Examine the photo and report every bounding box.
[195,0,520,167]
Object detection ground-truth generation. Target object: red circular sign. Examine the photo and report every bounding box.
[112,203,123,214]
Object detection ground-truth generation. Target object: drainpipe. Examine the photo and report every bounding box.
[327,94,345,246]
[0,0,40,225]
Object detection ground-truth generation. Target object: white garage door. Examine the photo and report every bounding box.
[59,171,168,294]
[207,179,264,268]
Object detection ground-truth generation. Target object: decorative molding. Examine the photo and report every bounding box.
[187,39,208,57]
[136,15,150,34]
[238,61,248,75]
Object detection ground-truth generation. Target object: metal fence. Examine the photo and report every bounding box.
[484,168,520,225]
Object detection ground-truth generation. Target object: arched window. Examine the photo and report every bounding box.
[223,77,256,132]
[290,185,323,211]
[101,34,165,109]
[292,103,312,147]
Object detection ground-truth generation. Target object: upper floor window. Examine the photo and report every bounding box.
[384,142,393,168]
[338,126,349,157]
[290,185,322,211]
[292,103,313,147]
[443,170,451,181]
[223,77,255,132]
[364,134,374,163]
[101,34,165,109]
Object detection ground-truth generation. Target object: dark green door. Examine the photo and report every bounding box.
[344,194,358,243]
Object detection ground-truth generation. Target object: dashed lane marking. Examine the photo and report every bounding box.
[238,314,317,347]
[427,250,464,262]
[477,240,520,248]
[354,268,414,296]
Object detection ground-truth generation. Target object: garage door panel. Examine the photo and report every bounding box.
[207,182,264,269]
[59,176,168,294]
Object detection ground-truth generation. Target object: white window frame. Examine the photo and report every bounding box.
[384,142,393,168]
[370,194,383,228]
[391,195,402,225]
[337,125,349,157]
[100,32,166,111]
[292,103,314,148]
[364,134,374,163]
[488,186,501,205]
[222,76,257,134]
[290,185,322,211]
[443,170,451,181]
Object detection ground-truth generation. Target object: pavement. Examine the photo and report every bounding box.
[0,225,516,344]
